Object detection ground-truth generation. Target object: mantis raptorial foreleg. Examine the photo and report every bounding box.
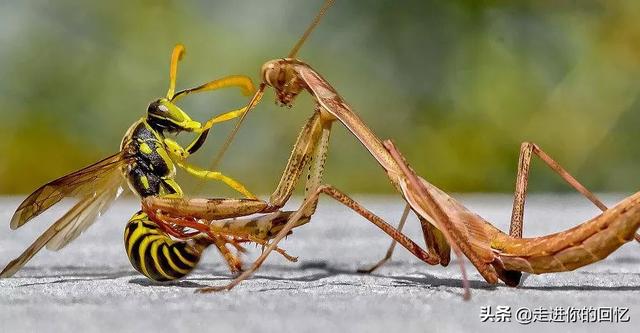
[267,110,325,209]
[193,104,463,293]
[146,110,325,220]
[142,111,327,273]
[211,235,245,273]
[198,184,442,293]
[144,203,301,270]
[147,107,443,292]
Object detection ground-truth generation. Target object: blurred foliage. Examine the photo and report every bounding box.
[2,0,640,196]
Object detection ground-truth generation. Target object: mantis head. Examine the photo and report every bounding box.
[261,0,335,107]
[261,59,306,108]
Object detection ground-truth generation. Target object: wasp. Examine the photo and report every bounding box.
[0,44,275,281]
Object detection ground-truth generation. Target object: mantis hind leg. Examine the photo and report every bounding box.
[508,142,640,242]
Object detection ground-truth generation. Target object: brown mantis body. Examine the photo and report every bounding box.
[143,0,640,297]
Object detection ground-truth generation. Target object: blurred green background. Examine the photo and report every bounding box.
[2,0,640,196]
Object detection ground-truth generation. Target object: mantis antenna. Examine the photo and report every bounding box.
[201,0,336,190]
[204,83,266,182]
[288,0,336,58]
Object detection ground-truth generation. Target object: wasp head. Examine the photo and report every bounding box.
[146,98,202,133]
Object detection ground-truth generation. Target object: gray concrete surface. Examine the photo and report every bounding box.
[0,194,638,333]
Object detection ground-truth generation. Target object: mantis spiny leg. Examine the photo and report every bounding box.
[357,204,411,273]
[357,204,453,274]
[197,185,442,293]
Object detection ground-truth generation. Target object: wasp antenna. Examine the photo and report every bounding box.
[287,0,336,58]
[172,75,256,102]
[167,44,186,99]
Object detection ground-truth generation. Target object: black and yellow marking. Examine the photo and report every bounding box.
[0,44,258,281]
[119,117,206,282]
[122,119,183,198]
[124,211,204,281]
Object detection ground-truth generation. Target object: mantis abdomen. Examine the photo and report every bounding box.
[492,192,640,274]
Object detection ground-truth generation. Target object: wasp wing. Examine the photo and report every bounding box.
[10,152,127,229]
[1,152,130,277]
[1,163,127,277]
[46,171,125,251]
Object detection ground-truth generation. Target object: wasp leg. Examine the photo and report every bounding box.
[183,106,255,155]
[161,137,255,199]
[163,133,256,200]
[179,161,255,199]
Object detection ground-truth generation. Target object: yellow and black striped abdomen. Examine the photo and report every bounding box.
[124,211,206,281]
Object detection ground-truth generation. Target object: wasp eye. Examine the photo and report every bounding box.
[147,101,160,113]
[147,100,170,114]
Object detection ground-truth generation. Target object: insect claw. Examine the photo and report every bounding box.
[231,267,245,277]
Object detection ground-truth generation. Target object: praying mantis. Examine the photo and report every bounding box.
[144,0,640,298]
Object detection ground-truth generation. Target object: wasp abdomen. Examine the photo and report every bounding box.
[124,211,205,282]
